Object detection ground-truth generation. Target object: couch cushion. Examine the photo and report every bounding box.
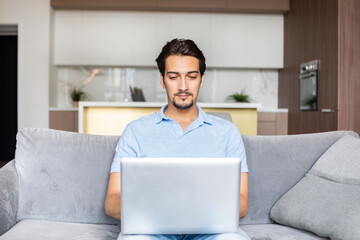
[241,224,328,240]
[15,128,120,225]
[0,219,120,240]
[270,135,360,239]
[240,131,358,225]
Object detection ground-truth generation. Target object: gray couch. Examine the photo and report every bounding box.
[0,128,358,240]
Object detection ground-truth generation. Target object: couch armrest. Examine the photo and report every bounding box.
[0,160,19,236]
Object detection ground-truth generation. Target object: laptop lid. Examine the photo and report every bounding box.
[120,158,241,235]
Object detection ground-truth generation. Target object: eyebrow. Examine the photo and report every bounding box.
[166,71,199,75]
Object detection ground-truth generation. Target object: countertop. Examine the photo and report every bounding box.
[50,102,289,112]
[77,101,261,109]
[49,101,288,112]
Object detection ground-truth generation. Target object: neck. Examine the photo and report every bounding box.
[164,101,199,123]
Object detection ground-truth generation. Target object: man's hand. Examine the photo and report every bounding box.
[105,172,121,220]
[239,172,249,218]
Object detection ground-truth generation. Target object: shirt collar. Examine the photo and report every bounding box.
[155,105,171,123]
[155,104,213,125]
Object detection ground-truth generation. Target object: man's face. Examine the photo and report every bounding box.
[161,55,204,110]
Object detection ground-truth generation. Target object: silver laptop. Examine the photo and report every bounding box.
[120,158,241,235]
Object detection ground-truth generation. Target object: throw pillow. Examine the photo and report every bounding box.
[270,135,360,240]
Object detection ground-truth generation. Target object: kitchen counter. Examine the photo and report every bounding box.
[78,101,260,135]
[78,101,261,109]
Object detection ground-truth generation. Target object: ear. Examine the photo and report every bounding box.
[160,75,166,89]
[200,74,205,87]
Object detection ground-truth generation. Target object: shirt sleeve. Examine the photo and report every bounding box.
[226,124,249,173]
[110,124,138,173]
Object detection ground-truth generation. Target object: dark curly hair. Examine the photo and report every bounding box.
[155,38,206,76]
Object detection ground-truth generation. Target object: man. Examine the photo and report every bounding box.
[105,39,250,240]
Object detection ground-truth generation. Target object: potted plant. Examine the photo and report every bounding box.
[70,89,86,107]
[226,89,252,103]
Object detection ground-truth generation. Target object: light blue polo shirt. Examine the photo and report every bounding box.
[110,104,248,173]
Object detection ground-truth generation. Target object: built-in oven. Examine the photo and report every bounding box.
[300,60,319,111]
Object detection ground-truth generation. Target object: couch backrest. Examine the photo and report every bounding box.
[240,130,359,225]
[15,128,120,225]
[15,128,358,225]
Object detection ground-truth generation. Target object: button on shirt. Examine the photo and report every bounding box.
[110,104,249,173]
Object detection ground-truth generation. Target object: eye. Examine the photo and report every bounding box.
[169,75,178,80]
[188,75,197,79]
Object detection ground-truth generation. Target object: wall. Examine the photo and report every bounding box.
[0,0,50,128]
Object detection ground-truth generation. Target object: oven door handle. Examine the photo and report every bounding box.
[321,109,336,113]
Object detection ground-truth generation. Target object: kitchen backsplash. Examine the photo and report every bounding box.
[51,67,278,108]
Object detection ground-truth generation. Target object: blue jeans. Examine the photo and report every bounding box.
[117,228,250,240]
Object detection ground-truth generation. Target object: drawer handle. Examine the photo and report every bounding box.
[321,109,336,113]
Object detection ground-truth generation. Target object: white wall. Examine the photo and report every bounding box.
[0,0,50,128]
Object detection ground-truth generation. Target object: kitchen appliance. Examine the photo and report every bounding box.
[300,60,319,110]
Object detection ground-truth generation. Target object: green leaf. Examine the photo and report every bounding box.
[226,89,252,103]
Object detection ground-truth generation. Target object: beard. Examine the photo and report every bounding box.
[172,98,194,109]
[172,91,194,110]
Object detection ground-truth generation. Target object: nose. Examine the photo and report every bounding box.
[178,76,188,91]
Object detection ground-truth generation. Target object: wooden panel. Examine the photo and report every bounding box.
[300,111,320,134]
[157,0,227,10]
[51,0,158,10]
[316,0,338,132]
[275,112,288,135]
[50,111,77,132]
[51,0,289,13]
[74,112,79,132]
[337,0,360,134]
[320,112,337,133]
[227,0,289,13]
[257,112,288,135]
[257,112,276,122]
[279,0,338,134]
[258,122,276,135]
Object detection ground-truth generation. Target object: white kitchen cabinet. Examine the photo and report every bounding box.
[220,14,283,68]
[209,14,224,67]
[84,11,171,66]
[169,13,212,62]
[54,11,83,65]
[54,10,283,68]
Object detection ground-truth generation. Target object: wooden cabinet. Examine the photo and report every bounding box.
[257,112,288,135]
[49,110,78,132]
[54,11,283,69]
[279,0,360,134]
[51,0,289,13]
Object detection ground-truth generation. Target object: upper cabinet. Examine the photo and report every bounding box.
[54,11,283,69]
[51,0,289,13]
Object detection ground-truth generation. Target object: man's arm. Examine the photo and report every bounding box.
[239,172,249,219]
[105,172,121,220]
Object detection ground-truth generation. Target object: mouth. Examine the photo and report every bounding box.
[175,92,193,100]
[177,94,190,99]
